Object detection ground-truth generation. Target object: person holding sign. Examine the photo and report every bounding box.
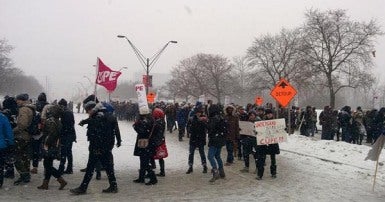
[255,109,280,180]
[239,110,260,173]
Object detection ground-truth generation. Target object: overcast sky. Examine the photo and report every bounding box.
[1,0,384,100]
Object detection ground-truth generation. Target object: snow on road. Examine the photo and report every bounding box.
[1,113,384,202]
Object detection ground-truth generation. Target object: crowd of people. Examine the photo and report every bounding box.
[1,92,385,195]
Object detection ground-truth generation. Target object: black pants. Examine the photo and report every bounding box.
[59,139,73,172]
[256,154,276,178]
[188,145,206,166]
[43,156,61,180]
[241,137,257,168]
[80,150,117,190]
[31,138,42,168]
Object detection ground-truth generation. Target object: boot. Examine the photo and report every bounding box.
[145,171,158,185]
[186,166,193,174]
[14,173,30,185]
[70,187,86,195]
[102,184,118,193]
[30,167,38,174]
[239,167,249,173]
[133,169,145,183]
[96,171,101,180]
[4,169,15,179]
[57,177,67,190]
[203,165,208,173]
[157,159,165,177]
[64,168,73,174]
[219,167,226,179]
[209,169,220,183]
[37,179,49,190]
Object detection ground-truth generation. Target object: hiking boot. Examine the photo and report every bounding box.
[70,187,86,195]
[219,168,225,179]
[57,177,67,190]
[80,168,87,172]
[30,167,38,174]
[186,167,193,174]
[209,169,220,183]
[239,167,249,173]
[102,186,118,193]
[37,179,49,190]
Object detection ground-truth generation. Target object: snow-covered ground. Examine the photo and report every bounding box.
[1,113,384,202]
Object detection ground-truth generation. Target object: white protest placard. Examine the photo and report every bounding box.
[135,84,150,115]
[255,118,287,145]
[239,121,256,137]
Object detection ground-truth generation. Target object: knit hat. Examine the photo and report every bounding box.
[16,93,29,101]
[58,98,68,107]
[84,101,96,111]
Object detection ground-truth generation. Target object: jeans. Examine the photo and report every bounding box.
[225,140,234,163]
[59,139,73,172]
[188,145,206,166]
[207,146,223,170]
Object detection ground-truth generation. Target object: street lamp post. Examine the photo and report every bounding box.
[117,35,177,95]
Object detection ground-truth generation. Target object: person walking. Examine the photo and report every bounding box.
[37,104,67,190]
[207,104,227,183]
[58,98,76,174]
[13,93,34,185]
[186,108,208,174]
[70,101,118,194]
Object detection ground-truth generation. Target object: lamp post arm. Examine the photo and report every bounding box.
[122,37,147,70]
[148,41,172,72]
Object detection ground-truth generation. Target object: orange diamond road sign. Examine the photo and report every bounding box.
[147,92,156,103]
[255,96,263,106]
[270,78,297,108]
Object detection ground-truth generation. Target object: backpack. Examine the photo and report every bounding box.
[27,107,41,136]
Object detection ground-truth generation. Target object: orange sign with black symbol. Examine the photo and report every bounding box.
[270,78,297,108]
[147,92,156,103]
[255,96,263,106]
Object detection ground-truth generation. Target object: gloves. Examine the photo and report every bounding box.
[79,119,86,126]
[116,141,121,148]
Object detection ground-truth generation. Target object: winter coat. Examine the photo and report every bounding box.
[13,104,35,141]
[224,106,240,141]
[189,114,207,147]
[152,118,165,147]
[176,107,189,127]
[60,108,76,142]
[207,114,227,147]
[86,110,114,153]
[0,112,14,149]
[133,117,155,157]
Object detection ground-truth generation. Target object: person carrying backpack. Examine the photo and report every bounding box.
[13,93,34,185]
[37,104,67,190]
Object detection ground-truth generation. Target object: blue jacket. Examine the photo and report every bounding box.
[0,112,14,149]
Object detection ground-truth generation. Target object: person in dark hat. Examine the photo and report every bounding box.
[70,100,118,194]
[58,98,77,174]
[13,93,34,185]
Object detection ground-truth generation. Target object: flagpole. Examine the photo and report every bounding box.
[94,59,98,101]
[372,137,383,192]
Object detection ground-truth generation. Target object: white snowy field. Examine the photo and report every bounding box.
[1,113,384,202]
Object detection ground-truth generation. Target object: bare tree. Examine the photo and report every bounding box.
[246,28,312,91]
[301,9,382,108]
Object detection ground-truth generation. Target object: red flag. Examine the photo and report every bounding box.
[95,57,122,92]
